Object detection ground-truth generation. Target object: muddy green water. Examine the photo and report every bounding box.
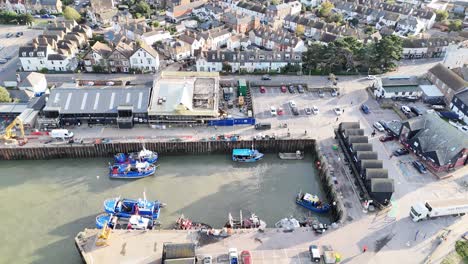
[0,154,328,263]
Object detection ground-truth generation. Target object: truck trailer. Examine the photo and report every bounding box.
[410,198,468,222]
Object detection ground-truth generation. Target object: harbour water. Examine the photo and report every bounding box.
[0,153,328,264]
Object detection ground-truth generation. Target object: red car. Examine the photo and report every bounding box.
[379,134,395,142]
[260,86,266,93]
[241,250,251,264]
[280,86,287,93]
[277,107,284,115]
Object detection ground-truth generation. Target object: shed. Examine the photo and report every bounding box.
[339,122,360,133]
[355,151,378,161]
[163,243,196,261]
[351,143,373,152]
[347,136,369,145]
[370,178,394,205]
[419,85,444,103]
[360,160,383,171]
[364,168,388,181]
[344,128,365,138]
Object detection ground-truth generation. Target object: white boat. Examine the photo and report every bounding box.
[275,217,300,232]
[278,150,304,160]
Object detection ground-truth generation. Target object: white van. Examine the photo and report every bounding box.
[50,129,74,140]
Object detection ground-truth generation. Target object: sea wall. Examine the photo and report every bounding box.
[0,139,316,160]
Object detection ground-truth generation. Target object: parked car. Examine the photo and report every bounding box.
[305,107,312,115]
[297,85,305,93]
[412,160,428,174]
[241,250,251,264]
[318,90,325,98]
[378,120,389,131]
[203,256,212,264]
[312,106,319,115]
[309,245,321,262]
[277,107,284,115]
[330,89,337,97]
[410,106,423,116]
[33,15,41,18]
[379,134,395,142]
[49,15,56,19]
[0,59,7,64]
[361,104,370,114]
[74,0,80,5]
[288,85,295,93]
[261,74,271,80]
[367,75,376,80]
[41,14,50,18]
[289,100,297,108]
[229,248,238,264]
[333,107,342,116]
[280,86,287,93]
[291,107,299,116]
[393,148,409,156]
[15,32,23,37]
[270,106,277,116]
[373,121,385,132]
[255,123,271,130]
[401,105,411,114]
[6,32,13,38]
[259,86,266,93]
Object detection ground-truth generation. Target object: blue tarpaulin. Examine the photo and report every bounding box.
[208,118,255,126]
[438,111,460,120]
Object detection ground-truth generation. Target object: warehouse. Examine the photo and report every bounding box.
[148,71,220,125]
[39,84,151,128]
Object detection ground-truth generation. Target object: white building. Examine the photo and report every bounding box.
[129,43,160,72]
[300,0,322,7]
[373,76,422,99]
[287,1,302,15]
[396,16,426,36]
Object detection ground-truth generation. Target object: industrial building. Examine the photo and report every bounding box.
[38,83,151,129]
[148,71,220,125]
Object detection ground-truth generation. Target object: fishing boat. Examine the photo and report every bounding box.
[278,150,304,160]
[295,191,331,213]
[174,214,212,230]
[96,213,159,230]
[114,148,158,164]
[224,211,266,229]
[109,161,157,179]
[103,197,165,219]
[232,148,264,163]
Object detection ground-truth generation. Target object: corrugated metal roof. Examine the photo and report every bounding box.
[44,86,150,114]
[371,178,394,193]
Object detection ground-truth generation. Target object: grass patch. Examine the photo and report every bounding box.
[455,240,468,262]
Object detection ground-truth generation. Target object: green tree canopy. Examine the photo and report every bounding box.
[448,20,462,32]
[135,1,151,17]
[318,2,334,17]
[435,10,448,22]
[373,35,403,71]
[63,6,81,21]
[0,86,11,103]
[270,0,280,5]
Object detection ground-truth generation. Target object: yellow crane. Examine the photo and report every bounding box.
[1,117,26,144]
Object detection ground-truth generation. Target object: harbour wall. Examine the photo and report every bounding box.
[0,139,345,223]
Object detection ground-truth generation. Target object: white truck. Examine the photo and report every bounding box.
[50,129,74,140]
[410,198,468,222]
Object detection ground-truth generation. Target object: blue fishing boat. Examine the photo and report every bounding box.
[295,191,331,213]
[103,197,164,219]
[109,162,157,179]
[232,148,264,162]
[96,213,113,229]
[114,148,158,164]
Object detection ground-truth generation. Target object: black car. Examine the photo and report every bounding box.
[412,161,428,174]
[410,106,423,116]
[297,85,305,93]
[15,32,23,37]
[379,134,395,142]
[288,85,295,93]
[261,75,271,80]
[291,107,299,115]
[393,148,409,156]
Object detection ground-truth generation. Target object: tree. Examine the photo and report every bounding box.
[349,17,359,27]
[222,63,232,72]
[0,86,11,103]
[455,240,468,260]
[270,0,280,5]
[365,26,377,34]
[373,35,403,71]
[318,2,334,17]
[327,13,343,24]
[435,10,448,22]
[62,0,74,5]
[63,6,81,21]
[19,13,34,26]
[39,68,49,73]
[135,1,151,17]
[448,20,462,32]
[152,21,159,27]
[92,65,106,73]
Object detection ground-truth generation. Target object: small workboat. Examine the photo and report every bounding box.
[96,213,112,229]
[174,214,212,230]
[225,211,266,229]
[232,148,264,162]
[109,161,157,179]
[96,213,159,230]
[114,148,158,164]
[295,191,331,213]
[275,217,301,232]
[278,150,304,160]
[104,197,165,219]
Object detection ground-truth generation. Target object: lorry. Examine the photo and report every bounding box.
[410,198,468,222]
[50,129,74,140]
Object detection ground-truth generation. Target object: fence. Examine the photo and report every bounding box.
[207,118,255,126]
